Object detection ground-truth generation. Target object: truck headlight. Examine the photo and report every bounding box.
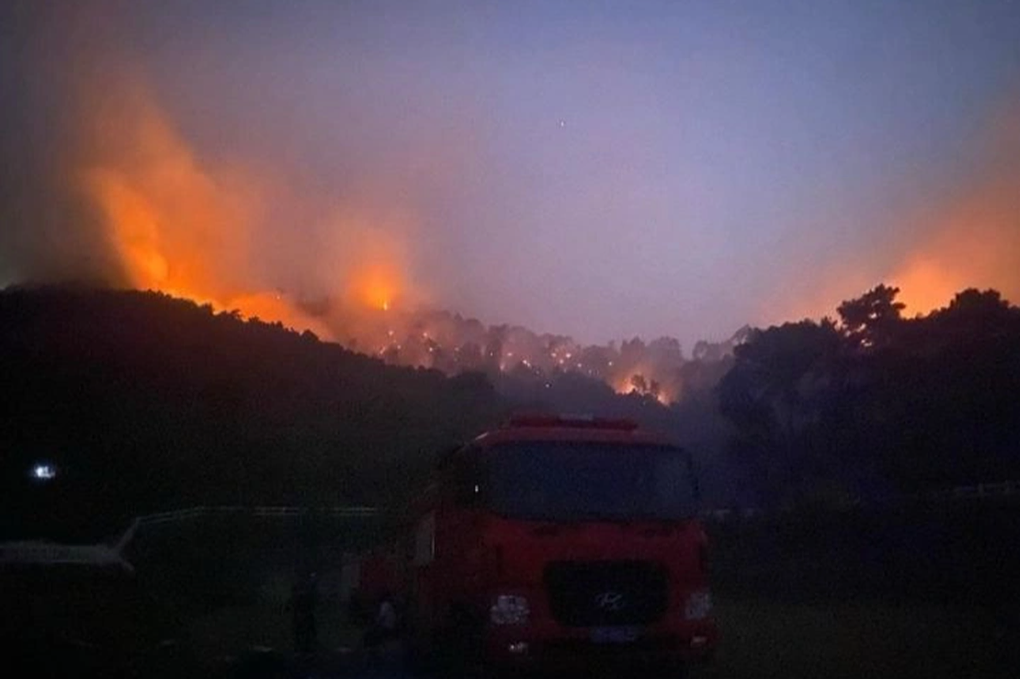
[684,590,712,621]
[490,594,530,625]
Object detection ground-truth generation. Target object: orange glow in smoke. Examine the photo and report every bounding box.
[888,256,962,316]
[769,105,1020,323]
[348,262,402,312]
[76,75,413,338]
[80,78,254,308]
[613,377,637,395]
[889,164,1020,315]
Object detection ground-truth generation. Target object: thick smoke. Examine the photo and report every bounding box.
[0,3,431,340]
[4,3,1018,401]
[888,106,1020,313]
[0,2,123,287]
[771,101,1020,321]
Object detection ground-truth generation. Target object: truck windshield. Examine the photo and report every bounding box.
[487,442,697,521]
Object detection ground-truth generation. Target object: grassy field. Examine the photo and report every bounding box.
[137,508,1020,677]
[184,602,363,661]
[177,598,1017,678]
[707,597,1015,679]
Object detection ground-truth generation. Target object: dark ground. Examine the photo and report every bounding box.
[6,503,1020,678]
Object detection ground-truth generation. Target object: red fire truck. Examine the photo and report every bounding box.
[404,415,717,674]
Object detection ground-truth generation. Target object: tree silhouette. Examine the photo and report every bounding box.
[721,284,1020,507]
[837,284,905,349]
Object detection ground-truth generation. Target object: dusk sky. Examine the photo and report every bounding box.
[2,0,1019,347]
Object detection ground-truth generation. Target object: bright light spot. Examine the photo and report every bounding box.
[31,463,57,481]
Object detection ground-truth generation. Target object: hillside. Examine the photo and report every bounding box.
[1,287,508,538]
[3,287,726,540]
[7,283,1017,541]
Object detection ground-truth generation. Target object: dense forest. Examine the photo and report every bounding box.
[721,285,1020,508]
[2,284,1019,539]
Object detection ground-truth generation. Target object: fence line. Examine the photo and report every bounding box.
[136,505,384,526]
[701,480,1020,523]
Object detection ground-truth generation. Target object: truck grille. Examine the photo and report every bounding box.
[544,560,668,627]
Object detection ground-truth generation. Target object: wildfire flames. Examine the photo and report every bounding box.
[76,77,410,340]
[64,70,1020,405]
[61,73,700,402]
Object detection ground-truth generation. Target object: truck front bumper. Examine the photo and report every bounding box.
[484,625,717,673]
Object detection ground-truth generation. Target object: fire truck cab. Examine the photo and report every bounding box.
[405,415,717,674]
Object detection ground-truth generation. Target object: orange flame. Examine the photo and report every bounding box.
[348,261,403,312]
[80,78,254,305]
[75,75,413,339]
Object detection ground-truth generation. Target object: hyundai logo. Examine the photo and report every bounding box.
[594,591,626,611]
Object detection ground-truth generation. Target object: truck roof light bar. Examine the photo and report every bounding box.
[506,414,639,431]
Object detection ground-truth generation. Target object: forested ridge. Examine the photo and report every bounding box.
[3,284,1019,539]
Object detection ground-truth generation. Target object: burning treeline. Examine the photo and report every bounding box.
[334,305,749,404]
[34,72,1020,404]
[74,74,415,343]
[5,5,1017,404]
[61,73,720,403]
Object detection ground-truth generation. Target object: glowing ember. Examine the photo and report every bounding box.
[348,261,404,311]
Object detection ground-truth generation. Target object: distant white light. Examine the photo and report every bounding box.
[31,463,57,481]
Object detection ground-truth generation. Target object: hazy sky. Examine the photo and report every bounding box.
[2,0,1019,346]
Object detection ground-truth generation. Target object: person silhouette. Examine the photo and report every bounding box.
[290,571,318,654]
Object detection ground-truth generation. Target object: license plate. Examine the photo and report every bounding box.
[590,626,641,644]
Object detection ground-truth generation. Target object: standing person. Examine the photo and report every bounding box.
[290,571,319,655]
[363,589,398,649]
